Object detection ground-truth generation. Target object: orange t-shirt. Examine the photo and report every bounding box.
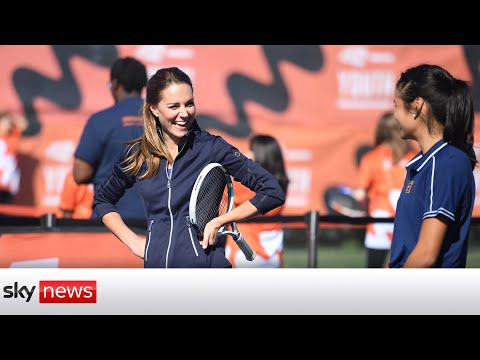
[225,181,285,265]
[356,144,415,248]
[357,145,415,215]
[58,172,94,219]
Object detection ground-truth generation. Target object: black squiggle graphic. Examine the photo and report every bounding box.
[13,45,118,136]
[196,45,324,138]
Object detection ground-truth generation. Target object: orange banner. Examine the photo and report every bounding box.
[2,45,480,216]
[0,232,143,268]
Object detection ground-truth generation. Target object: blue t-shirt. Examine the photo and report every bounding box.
[74,96,146,221]
[389,140,475,268]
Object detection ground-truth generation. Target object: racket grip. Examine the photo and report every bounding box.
[234,233,256,261]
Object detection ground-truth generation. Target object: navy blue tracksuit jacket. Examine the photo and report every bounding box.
[93,121,286,268]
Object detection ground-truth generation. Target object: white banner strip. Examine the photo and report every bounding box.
[1,268,479,315]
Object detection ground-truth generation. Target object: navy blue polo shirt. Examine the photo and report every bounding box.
[74,96,146,221]
[389,140,475,268]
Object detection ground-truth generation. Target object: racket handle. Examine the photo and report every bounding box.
[234,233,256,261]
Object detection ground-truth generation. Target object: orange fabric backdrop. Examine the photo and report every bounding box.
[0,232,143,268]
[2,45,480,217]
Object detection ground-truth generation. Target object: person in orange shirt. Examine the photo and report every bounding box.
[353,111,416,268]
[0,111,27,204]
[225,135,289,267]
[58,171,93,219]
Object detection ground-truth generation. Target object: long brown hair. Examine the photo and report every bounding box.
[250,135,289,194]
[122,67,193,180]
[374,111,410,164]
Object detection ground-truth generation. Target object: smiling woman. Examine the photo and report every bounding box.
[92,67,286,268]
[390,64,477,268]
[148,81,196,160]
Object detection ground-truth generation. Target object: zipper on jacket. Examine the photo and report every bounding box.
[145,219,154,262]
[163,140,189,269]
[186,216,199,257]
[165,177,173,268]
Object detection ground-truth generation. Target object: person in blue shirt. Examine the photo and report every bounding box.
[92,67,285,268]
[389,64,477,268]
[73,57,148,222]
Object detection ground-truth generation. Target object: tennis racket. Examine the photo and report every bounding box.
[189,163,256,261]
[324,185,367,217]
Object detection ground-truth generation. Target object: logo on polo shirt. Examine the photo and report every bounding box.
[405,180,414,193]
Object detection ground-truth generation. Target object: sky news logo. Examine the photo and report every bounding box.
[2,281,96,303]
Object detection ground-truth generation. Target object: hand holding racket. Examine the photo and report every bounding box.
[189,163,256,261]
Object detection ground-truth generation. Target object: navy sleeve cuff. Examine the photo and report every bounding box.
[93,202,118,219]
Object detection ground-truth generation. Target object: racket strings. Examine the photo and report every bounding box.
[195,167,229,235]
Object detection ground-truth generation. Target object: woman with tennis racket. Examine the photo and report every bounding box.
[92,67,285,268]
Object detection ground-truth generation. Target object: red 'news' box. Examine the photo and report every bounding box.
[39,281,97,303]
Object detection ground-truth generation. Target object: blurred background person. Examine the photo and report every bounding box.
[352,111,416,268]
[58,170,93,219]
[73,57,148,222]
[0,111,27,204]
[225,135,289,267]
